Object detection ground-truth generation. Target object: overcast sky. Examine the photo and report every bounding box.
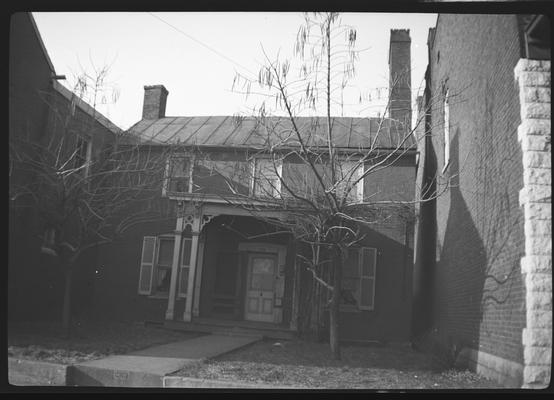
[33,12,437,130]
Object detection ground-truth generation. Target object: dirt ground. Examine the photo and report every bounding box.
[7,320,201,365]
[173,339,502,389]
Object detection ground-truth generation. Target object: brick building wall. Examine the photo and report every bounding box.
[421,14,529,386]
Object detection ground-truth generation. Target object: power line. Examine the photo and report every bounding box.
[147,12,257,79]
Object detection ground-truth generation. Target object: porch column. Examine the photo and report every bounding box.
[165,217,184,320]
[192,237,205,317]
[183,228,200,322]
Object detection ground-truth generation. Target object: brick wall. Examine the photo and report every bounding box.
[514,59,551,389]
[421,14,530,386]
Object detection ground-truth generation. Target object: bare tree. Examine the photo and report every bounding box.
[9,68,171,337]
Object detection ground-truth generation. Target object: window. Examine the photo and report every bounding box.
[336,161,364,203]
[281,159,364,202]
[253,157,282,198]
[75,136,91,176]
[138,235,193,297]
[155,237,174,294]
[340,247,377,311]
[166,156,191,194]
[442,89,450,173]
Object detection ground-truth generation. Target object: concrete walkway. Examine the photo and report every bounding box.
[71,334,260,387]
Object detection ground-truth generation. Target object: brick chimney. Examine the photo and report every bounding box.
[388,29,412,131]
[142,85,168,119]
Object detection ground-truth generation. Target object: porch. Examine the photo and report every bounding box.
[157,203,299,335]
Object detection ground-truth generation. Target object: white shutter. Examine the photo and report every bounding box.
[359,247,377,310]
[138,236,157,295]
[177,238,192,298]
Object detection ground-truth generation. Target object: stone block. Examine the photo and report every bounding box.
[522,328,553,347]
[524,346,552,365]
[526,290,552,310]
[525,236,552,255]
[522,151,551,168]
[521,102,551,119]
[517,119,551,139]
[523,168,551,185]
[521,256,552,274]
[525,272,552,292]
[523,86,552,103]
[523,365,551,387]
[524,220,552,237]
[520,186,552,205]
[523,202,552,220]
[515,59,551,76]
[526,308,553,327]
[517,71,552,88]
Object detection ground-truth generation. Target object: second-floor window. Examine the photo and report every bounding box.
[167,156,191,193]
[253,157,282,198]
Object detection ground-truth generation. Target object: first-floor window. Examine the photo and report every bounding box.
[138,235,193,297]
[340,247,377,311]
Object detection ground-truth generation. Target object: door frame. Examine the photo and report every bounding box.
[237,243,287,324]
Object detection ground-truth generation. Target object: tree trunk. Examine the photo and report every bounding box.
[329,249,342,360]
[62,264,73,339]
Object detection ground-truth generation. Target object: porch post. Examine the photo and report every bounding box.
[165,217,184,320]
[183,228,200,322]
[192,237,205,317]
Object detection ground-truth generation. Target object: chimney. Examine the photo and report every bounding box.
[142,85,169,119]
[388,29,412,131]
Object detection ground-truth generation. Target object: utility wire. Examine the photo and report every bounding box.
[147,12,258,79]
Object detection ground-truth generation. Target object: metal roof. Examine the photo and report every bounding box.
[126,116,415,150]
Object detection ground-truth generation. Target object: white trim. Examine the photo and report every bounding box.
[442,89,450,173]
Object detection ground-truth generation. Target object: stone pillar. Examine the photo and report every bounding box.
[165,217,184,321]
[515,59,551,389]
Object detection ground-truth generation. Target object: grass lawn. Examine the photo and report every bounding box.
[7,320,202,365]
[173,339,502,389]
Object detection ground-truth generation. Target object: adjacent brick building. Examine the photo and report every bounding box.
[414,14,551,388]
[9,12,121,321]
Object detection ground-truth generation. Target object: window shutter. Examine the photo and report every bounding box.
[138,236,157,295]
[177,238,192,298]
[359,247,377,310]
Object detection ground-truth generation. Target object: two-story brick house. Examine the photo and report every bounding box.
[90,30,419,343]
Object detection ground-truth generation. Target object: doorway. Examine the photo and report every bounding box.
[244,252,277,322]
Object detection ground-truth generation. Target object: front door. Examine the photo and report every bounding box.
[244,253,277,322]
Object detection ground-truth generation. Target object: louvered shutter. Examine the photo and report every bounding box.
[359,247,377,310]
[138,236,157,295]
[177,238,192,298]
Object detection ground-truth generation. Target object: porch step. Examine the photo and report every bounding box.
[164,320,297,341]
